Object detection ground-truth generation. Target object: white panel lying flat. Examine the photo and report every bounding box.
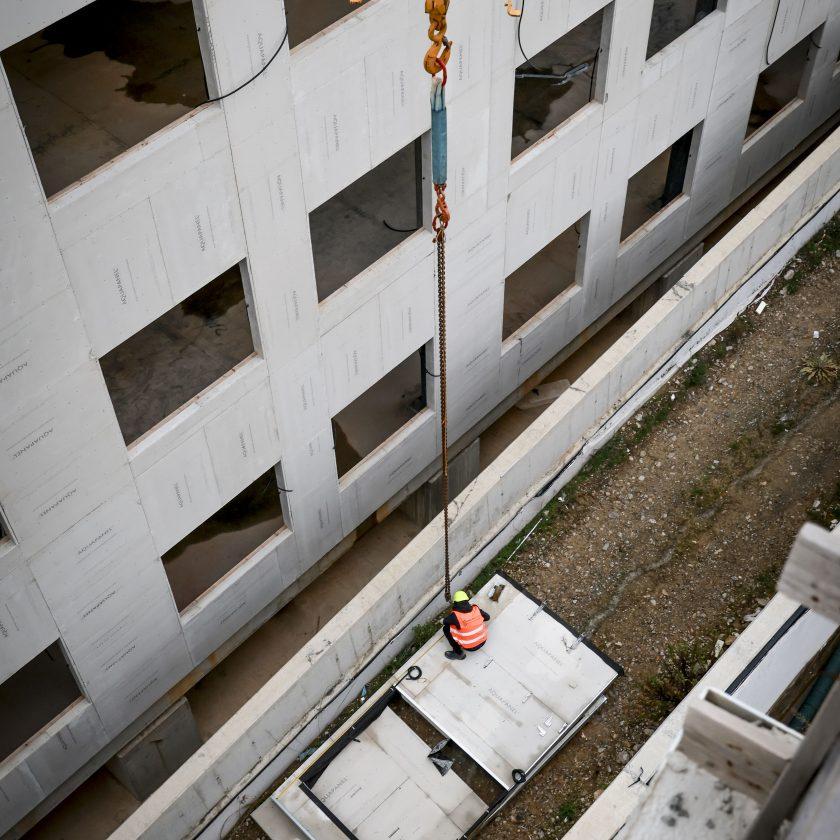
[269,574,619,840]
[367,707,486,827]
[399,576,620,787]
[252,798,308,839]
[278,784,347,840]
[278,708,484,840]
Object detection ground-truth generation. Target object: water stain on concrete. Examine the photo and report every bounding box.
[40,0,205,107]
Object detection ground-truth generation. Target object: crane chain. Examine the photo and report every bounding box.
[425,1,452,602]
[435,215,450,601]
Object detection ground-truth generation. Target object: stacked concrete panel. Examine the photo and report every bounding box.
[1,0,839,833]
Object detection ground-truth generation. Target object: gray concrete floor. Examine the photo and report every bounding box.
[162,470,286,612]
[310,142,421,301]
[503,222,581,339]
[620,146,673,242]
[747,34,811,138]
[100,264,254,445]
[286,0,362,50]
[332,350,425,477]
[512,8,603,159]
[0,642,81,763]
[1,0,205,197]
[646,0,706,60]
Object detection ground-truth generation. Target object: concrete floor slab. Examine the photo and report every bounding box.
[512,7,605,159]
[274,707,485,840]
[398,576,620,787]
[1,0,205,196]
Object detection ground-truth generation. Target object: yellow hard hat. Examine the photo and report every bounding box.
[453,590,469,603]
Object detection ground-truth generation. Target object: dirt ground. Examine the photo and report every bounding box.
[480,221,840,838]
[231,219,840,839]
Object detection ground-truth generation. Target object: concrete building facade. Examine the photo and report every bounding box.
[1,0,839,834]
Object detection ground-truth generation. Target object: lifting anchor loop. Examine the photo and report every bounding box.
[425,0,453,601]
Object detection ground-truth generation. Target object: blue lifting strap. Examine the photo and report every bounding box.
[431,76,447,186]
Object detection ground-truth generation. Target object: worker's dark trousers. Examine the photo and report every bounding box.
[443,624,485,654]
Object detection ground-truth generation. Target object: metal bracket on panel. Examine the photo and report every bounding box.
[528,602,545,621]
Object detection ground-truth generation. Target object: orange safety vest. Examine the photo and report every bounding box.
[450,605,488,649]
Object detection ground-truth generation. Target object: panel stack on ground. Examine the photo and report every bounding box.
[258,575,620,839]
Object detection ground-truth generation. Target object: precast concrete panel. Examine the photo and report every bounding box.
[19,699,107,803]
[321,297,384,414]
[49,107,230,251]
[134,428,222,555]
[0,564,57,683]
[149,153,246,303]
[0,96,68,332]
[204,378,282,502]
[181,531,295,666]
[0,289,90,419]
[61,200,173,357]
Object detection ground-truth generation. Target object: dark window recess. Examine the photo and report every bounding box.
[646,0,717,60]
[310,140,423,302]
[512,7,607,159]
[621,128,695,242]
[746,34,813,139]
[332,349,426,478]
[100,265,256,445]
[1,0,207,197]
[503,218,585,339]
[285,0,362,48]
[0,642,82,762]
[162,469,286,611]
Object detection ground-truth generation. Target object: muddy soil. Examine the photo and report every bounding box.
[481,229,840,838]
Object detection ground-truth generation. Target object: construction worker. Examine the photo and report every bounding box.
[442,591,490,660]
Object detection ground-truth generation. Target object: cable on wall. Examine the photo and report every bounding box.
[202,25,289,104]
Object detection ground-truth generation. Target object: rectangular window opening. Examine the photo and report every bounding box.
[620,126,699,243]
[310,139,424,302]
[285,0,363,49]
[100,263,257,446]
[332,347,428,479]
[646,0,718,60]
[503,216,587,340]
[1,0,208,198]
[745,32,815,140]
[0,642,82,763]
[512,6,609,159]
[162,468,287,612]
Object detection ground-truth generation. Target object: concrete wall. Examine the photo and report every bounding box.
[1,0,840,833]
[109,125,840,840]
